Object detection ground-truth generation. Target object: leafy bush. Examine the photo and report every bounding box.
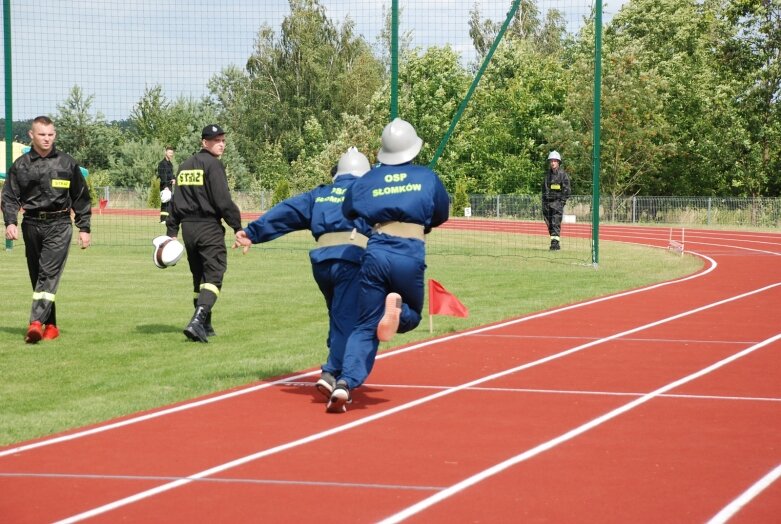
[272,178,291,206]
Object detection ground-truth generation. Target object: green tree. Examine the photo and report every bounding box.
[55,86,121,170]
[452,179,470,217]
[108,139,164,189]
[545,45,675,204]
[288,113,375,194]
[272,178,291,205]
[129,85,170,141]
[221,0,382,188]
[719,0,781,195]
[604,0,772,196]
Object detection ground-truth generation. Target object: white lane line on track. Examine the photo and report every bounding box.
[472,334,758,345]
[707,463,781,524]
[53,281,779,523]
[0,472,444,492]
[378,330,781,524]
[344,384,781,404]
[0,252,718,460]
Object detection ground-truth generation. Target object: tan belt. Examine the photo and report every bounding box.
[316,230,369,248]
[373,221,425,241]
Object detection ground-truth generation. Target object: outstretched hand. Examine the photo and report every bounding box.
[233,230,252,254]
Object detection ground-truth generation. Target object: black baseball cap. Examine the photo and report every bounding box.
[201,124,226,139]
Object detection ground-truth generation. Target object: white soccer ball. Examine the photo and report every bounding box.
[152,235,184,269]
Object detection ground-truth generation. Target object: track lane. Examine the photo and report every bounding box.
[1,226,779,523]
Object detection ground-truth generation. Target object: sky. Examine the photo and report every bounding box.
[1,0,627,124]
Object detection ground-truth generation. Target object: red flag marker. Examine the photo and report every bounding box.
[428,279,469,318]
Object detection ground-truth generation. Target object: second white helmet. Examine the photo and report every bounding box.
[334,147,371,179]
[152,235,185,269]
[160,187,172,203]
[547,150,562,162]
[377,118,423,165]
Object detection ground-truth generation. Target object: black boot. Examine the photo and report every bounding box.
[204,310,216,337]
[184,305,210,343]
[193,299,215,337]
[549,239,560,251]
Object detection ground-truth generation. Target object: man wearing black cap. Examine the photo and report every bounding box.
[165,124,242,342]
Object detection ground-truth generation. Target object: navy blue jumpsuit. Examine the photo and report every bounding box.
[340,162,450,389]
[242,175,371,376]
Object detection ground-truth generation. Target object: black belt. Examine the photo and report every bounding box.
[24,209,70,220]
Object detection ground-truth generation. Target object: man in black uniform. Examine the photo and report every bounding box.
[2,116,92,343]
[158,146,175,224]
[166,124,242,343]
[541,150,571,251]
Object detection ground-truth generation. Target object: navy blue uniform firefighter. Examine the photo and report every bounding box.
[2,116,92,344]
[165,124,242,343]
[233,148,372,400]
[542,150,571,250]
[326,118,450,413]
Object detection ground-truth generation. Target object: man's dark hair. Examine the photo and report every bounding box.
[32,115,53,126]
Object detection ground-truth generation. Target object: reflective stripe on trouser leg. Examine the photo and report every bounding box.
[197,283,220,308]
[23,218,71,324]
[31,291,56,325]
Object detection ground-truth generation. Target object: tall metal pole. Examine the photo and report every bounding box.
[390,0,398,120]
[591,1,603,267]
[3,0,13,251]
[3,0,11,168]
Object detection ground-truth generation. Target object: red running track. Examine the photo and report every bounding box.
[1,224,780,523]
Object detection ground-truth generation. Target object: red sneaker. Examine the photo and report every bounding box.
[43,324,60,340]
[377,293,402,342]
[25,321,44,344]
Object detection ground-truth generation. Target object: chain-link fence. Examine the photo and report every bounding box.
[95,187,781,228]
[456,194,781,228]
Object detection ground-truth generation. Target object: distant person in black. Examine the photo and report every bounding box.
[158,146,175,224]
[541,150,571,251]
[165,125,242,342]
[1,116,92,343]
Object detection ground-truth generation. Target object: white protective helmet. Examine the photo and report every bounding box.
[376,118,423,165]
[160,187,172,203]
[152,235,185,269]
[334,147,371,179]
[547,150,562,162]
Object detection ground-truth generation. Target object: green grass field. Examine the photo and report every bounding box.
[0,228,702,445]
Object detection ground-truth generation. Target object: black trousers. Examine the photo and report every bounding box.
[22,217,72,324]
[160,201,170,221]
[543,200,565,239]
[181,220,227,308]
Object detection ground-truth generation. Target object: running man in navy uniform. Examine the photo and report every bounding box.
[233,148,372,399]
[2,116,92,343]
[327,118,450,413]
[166,124,242,342]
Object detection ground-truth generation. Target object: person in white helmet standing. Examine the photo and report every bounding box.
[326,118,450,413]
[233,147,373,400]
[542,150,571,250]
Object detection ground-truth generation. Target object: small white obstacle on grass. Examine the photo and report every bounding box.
[464,207,472,217]
[667,228,685,255]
